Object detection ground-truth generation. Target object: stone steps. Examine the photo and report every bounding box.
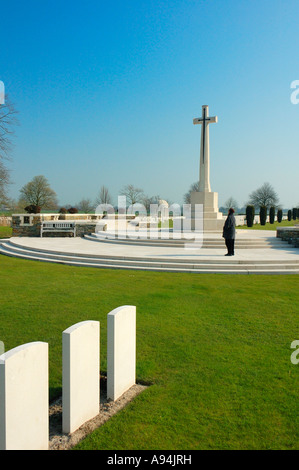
[1,240,298,274]
[84,233,287,249]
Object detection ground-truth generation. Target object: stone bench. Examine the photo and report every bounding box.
[41,222,76,237]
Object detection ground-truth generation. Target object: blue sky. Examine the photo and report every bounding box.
[1,0,299,209]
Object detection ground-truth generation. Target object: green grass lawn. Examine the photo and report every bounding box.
[0,226,12,238]
[237,219,298,230]
[0,255,298,450]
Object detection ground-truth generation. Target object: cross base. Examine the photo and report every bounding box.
[190,191,224,232]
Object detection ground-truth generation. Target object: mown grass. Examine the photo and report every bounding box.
[237,219,298,230]
[0,255,298,450]
[0,226,12,238]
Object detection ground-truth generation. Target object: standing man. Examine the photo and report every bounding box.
[223,208,236,256]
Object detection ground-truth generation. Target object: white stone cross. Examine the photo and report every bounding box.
[193,105,217,192]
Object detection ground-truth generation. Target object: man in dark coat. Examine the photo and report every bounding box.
[223,208,236,256]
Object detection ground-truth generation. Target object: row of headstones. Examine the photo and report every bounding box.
[0,305,136,450]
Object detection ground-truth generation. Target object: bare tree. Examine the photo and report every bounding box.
[19,175,58,211]
[95,185,112,206]
[184,181,200,204]
[9,197,28,212]
[248,182,279,209]
[0,96,18,205]
[77,198,94,213]
[224,197,238,212]
[0,161,10,206]
[142,194,161,213]
[120,184,144,206]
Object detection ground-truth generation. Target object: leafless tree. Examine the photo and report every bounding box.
[0,96,18,205]
[95,185,112,206]
[142,194,161,213]
[0,161,10,206]
[77,198,94,213]
[19,175,58,211]
[224,197,238,212]
[183,181,200,204]
[120,184,144,206]
[248,182,279,209]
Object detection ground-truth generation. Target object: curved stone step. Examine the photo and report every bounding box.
[4,239,299,265]
[84,233,286,249]
[0,241,298,274]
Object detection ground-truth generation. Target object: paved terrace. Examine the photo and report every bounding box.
[0,230,298,274]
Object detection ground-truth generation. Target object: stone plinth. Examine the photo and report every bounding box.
[191,190,224,232]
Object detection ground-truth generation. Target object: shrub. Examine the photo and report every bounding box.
[292,208,297,220]
[269,206,275,224]
[24,205,41,214]
[246,205,255,227]
[259,206,267,226]
[288,210,292,221]
[68,207,78,214]
[277,209,283,223]
[59,207,67,214]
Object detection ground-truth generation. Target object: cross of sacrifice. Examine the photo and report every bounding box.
[193,105,218,192]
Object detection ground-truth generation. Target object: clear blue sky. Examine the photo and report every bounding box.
[1,0,299,209]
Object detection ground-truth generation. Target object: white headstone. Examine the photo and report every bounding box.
[107,306,136,401]
[0,342,49,450]
[62,321,100,434]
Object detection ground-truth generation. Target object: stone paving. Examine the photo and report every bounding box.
[0,230,298,274]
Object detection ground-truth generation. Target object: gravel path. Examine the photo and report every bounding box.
[49,378,147,450]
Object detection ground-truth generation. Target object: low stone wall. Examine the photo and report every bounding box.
[11,213,137,237]
[12,215,98,237]
[41,223,97,238]
[0,217,12,227]
[276,226,299,247]
[57,214,103,221]
[12,216,41,237]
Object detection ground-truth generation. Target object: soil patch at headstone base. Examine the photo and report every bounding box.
[49,378,147,450]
